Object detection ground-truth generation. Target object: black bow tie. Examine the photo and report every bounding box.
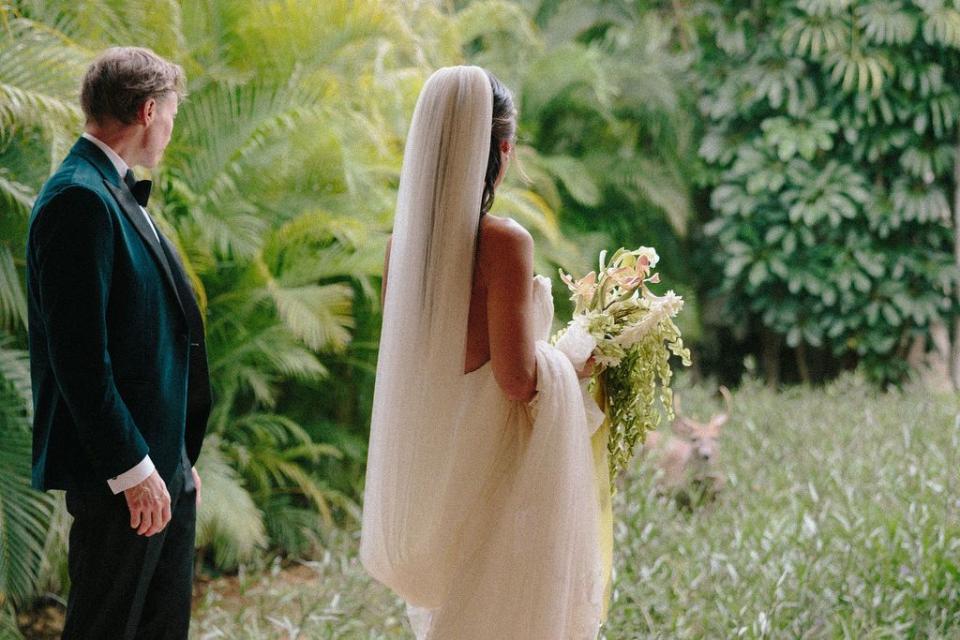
[123,169,152,207]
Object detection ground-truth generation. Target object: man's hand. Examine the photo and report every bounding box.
[192,466,202,508]
[123,470,171,536]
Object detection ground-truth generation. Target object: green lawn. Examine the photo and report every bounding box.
[192,376,960,639]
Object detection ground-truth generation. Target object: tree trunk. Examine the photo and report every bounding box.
[952,134,960,390]
[760,327,781,389]
[670,0,692,51]
[796,341,811,384]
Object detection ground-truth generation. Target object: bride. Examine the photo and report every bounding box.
[360,65,604,639]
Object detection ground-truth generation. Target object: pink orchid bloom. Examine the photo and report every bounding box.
[609,265,646,291]
[568,271,597,308]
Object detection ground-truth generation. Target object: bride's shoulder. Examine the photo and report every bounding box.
[478,215,533,283]
[479,215,532,254]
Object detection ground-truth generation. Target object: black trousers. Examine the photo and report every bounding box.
[62,462,197,640]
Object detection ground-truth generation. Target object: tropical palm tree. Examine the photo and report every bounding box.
[0,3,630,631]
[0,5,89,634]
[0,340,56,638]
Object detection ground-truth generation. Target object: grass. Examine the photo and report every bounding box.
[190,373,960,639]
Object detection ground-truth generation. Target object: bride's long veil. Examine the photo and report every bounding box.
[362,66,603,640]
[360,66,494,605]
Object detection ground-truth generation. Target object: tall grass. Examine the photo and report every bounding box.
[609,375,960,638]
[192,375,960,639]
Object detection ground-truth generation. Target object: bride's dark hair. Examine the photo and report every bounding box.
[480,70,517,215]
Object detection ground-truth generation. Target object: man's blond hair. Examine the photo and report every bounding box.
[80,47,186,125]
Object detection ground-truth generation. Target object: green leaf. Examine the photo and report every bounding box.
[748,261,768,287]
[536,155,600,207]
[857,2,918,45]
[922,5,960,48]
[194,437,267,569]
[0,246,26,332]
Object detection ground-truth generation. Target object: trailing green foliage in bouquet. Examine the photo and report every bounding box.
[554,247,691,484]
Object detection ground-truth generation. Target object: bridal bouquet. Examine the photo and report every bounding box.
[552,247,691,485]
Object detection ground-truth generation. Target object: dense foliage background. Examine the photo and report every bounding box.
[0,0,957,636]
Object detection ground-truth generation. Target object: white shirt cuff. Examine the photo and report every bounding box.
[107,455,155,494]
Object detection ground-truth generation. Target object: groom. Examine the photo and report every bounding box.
[26,47,211,638]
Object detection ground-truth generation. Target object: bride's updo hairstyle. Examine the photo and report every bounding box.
[480,70,517,215]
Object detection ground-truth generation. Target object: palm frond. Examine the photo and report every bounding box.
[0,339,31,406]
[0,245,26,332]
[259,496,323,557]
[536,1,625,48]
[165,78,322,256]
[613,157,694,237]
[0,167,35,215]
[106,0,187,60]
[604,13,689,115]
[493,186,562,244]
[264,280,354,353]
[456,0,540,49]
[0,14,87,136]
[14,0,127,44]
[0,601,21,639]
[209,318,328,410]
[0,343,55,609]
[194,436,267,570]
[234,0,405,77]
[263,211,384,287]
[227,412,343,528]
[531,154,601,207]
[171,76,317,193]
[491,185,589,274]
[520,41,612,116]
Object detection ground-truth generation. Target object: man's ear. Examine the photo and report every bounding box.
[137,97,157,126]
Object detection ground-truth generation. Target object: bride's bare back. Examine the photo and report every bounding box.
[468,215,537,399]
[382,213,538,401]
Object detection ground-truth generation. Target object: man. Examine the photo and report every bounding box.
[25,47,211,639]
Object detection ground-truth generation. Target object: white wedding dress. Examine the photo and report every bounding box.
[360,66,603,640]
[370,276,604,640]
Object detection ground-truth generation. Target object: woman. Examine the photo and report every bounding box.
[360,66,603,639]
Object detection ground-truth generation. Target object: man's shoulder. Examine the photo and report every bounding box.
[28,165,117,247]
[33,157,113,219]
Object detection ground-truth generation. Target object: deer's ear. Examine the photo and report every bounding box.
[709,413,730,430]
[672,392,683,416]
[671,417,696,437]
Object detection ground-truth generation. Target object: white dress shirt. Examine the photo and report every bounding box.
[81,132,157,494]
[81,132,160,244]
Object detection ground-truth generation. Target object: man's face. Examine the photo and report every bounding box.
[139,92,178,168]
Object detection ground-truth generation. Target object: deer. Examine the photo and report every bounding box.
[641,386,732,510]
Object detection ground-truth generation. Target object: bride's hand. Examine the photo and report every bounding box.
[575,355,596,380]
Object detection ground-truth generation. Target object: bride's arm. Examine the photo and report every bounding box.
[482,219,538,402]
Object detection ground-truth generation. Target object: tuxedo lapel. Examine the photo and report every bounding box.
[102,178,186,319]
[156,232,204,337]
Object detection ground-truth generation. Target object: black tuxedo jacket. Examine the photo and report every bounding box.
[26,137,211,491]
